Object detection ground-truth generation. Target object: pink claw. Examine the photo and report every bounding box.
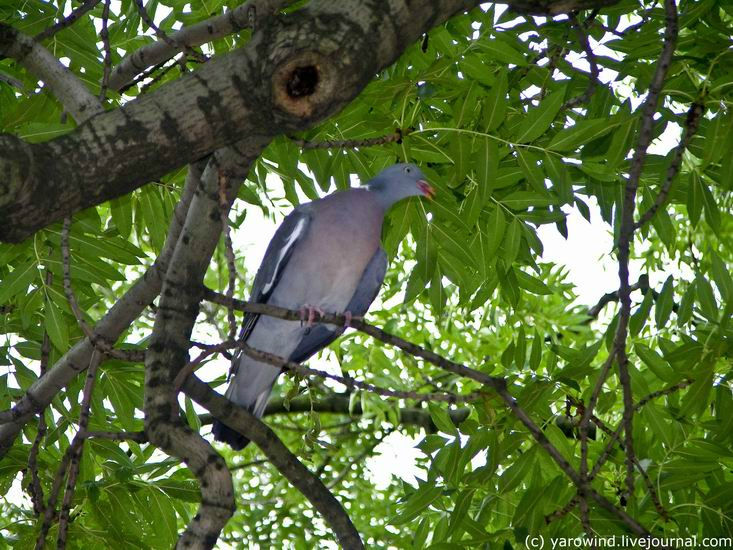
[299,304,324,327]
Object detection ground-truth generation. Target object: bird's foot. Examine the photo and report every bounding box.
[299,304,324,327]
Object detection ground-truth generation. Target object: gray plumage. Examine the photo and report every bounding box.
[213,163,433,449]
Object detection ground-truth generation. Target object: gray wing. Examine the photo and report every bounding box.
[238,207,312,343]
[289,248,387,363]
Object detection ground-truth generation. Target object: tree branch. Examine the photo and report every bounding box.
[0,0,617,243]
[108,0,293,91]
[0,167,198,456]
[201,289,652,536]
[561,14,599,110]
[35,0,102,42]
[197,394,471,431]
[578,0,678,507]
[143,140,268,548]
[634,101,704,230]
[0,23,102,122]
[184,375,364,549]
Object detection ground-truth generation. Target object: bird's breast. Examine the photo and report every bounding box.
[270,197,384,312]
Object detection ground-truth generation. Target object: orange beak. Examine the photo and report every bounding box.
[417,180,436,200]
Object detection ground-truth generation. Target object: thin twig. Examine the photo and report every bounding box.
[218,176,238,342]
[85,430,148,442]
[562,14,600,110]
[578,0,679,507]
[634,101,705,229]
[614,0,679,504]
[586,275,650,319]
[28,274,52,516]
[61,217,143,362]
[109,0,293,90]
[175,337,482,404]
[35,0,102,42]
[56,351,102,549]
[98,0,112,102]
[35,351,101,549]
[546,495,579,523]
[133,0,207,63]
[290,129,408,149]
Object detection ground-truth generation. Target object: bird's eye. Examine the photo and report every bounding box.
[405,167,412,174]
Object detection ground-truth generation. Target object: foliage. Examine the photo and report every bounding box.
[1,0,733,548]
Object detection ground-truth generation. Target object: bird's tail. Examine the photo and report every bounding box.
[212,356,280,450]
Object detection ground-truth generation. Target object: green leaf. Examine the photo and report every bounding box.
[547,118,616,152]
[446,488,475,538]
[484,205,506,258]
[710,252,733,303]
[515,149,546,191]
[501,218,522,265]
[501,191,556,210]
[635,343,678,383]
[695,273,718,321]
[515,269,551,295]
[515,88,565,143]
[483,70,508,132]
[700,179,721,232]
[677,282,696,326]
[431,224,475,268]
[529,331,543,371]
[0,259,38,304]
[499,446,536,493]
[110,196,133,239]
[475,138,498,203]
[514,326,526,368]
[687,173,703,227]
[606,117,636,167]
[655,275,674,328]
[642,404,673,448]
[680,366,714,417]
[44,296,69,352]
[479,41,527,67]
[544,154,573,204]
[391,484,444,525]
[428,403,458,436]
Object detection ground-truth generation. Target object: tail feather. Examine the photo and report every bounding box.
[213,356,279,450]
[212,419,250,450]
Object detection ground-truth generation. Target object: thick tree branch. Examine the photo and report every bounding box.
[0,23,102,122]
[109,0,292,91]
[184,375,364,549]
[143,140,268,549]
[0,168,198,456]
[0,0,619,243]
[506,0,620,14]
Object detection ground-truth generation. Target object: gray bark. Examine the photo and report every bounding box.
[0,0,619,243]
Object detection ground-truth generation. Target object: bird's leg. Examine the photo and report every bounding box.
[299,304,324,327]
[343,310,352,328]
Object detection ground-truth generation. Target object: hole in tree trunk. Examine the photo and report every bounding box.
[286,65,319,98]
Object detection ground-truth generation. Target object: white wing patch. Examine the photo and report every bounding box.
[261,216,307,295]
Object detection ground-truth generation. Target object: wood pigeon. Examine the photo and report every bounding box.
[212,163,434,449]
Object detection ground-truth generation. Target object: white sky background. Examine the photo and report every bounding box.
[3,0,690,519]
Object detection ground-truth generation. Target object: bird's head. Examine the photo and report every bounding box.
[366,163,435,209]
